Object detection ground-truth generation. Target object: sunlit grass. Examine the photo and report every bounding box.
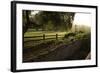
[24,25,91,49]
[24,31,67,37]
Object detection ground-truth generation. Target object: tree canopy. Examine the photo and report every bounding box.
[23,10,75,33]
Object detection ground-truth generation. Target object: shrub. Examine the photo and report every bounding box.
[64,32,76,39]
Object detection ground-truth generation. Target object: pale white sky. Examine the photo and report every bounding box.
[73,13,91,27]
[31,11,39,15]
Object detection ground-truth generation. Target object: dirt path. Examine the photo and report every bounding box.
[23,38,90,62]
[31,40,82,62]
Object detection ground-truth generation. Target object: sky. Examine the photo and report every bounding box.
[73,13,91,27]
[31,11,39,15]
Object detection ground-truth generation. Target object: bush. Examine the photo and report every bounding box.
[64,32,76,39]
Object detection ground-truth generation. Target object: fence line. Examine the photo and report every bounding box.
[24,34,64,42]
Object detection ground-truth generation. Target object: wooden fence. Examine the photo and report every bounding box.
[24,34,64,42]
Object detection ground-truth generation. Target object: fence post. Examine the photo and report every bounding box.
[43,34,45,40]
[56,34,58,40]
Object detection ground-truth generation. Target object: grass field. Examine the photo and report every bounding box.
[24,31,66,37]
[23,27,91,62]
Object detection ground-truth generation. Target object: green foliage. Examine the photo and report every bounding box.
[64,32,76,39]
[34,11,75,31]
[22,10,75,32]
[45,21,54,31]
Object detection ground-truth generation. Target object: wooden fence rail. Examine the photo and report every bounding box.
[24,34,64,42]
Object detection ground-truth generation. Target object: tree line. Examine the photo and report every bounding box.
[23,10,75,33]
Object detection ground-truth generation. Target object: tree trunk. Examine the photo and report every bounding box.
[24,11,30,34]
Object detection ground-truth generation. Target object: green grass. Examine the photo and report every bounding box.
[24,26,91,49]
[24,31,67,37]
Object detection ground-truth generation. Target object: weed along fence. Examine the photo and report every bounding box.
[42,34,60,40]
[24,34,64,42]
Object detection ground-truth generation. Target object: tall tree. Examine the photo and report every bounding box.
[34,11,75,31]
[23,10,31,33]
